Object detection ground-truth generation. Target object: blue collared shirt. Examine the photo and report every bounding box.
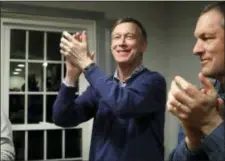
[214,79,225,101]
[113,65,145,87]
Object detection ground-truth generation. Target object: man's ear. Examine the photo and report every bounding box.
[141,40,148,52]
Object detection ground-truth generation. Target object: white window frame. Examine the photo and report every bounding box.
[1,13,96,161]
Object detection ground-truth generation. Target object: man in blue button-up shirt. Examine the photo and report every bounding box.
[167,2,224,161]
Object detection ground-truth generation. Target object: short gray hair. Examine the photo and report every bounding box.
[200,1,225,28]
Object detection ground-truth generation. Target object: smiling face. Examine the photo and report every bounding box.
[111,22,147,65]
[193,9,224,79]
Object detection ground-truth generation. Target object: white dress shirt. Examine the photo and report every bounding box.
[1,108,15,161]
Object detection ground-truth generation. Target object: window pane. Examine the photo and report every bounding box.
[28,130,44,160]
[46,63,62,92]
[47,32,62,61]
[65,129,82,158]
[46,95,56,123]
[10,29,26,59]
[47,130,62,159]
[28,63,43,91]
[13,131,25,160]
[28,95,43,123]
[9,95,25,124]
[28,30,44,60]
[9,62,26,92]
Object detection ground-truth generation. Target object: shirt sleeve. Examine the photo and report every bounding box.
[53,83,98,127]
[168,125,208,161]
[201,121,224,161]
[1,109,15,161]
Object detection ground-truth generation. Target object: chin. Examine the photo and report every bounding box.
[117,61,130,65]
[201,69,216,78]
[116,58,131,64]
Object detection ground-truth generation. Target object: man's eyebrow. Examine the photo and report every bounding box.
[126,33,136,35]
[112,32,136,36]
[195,32,215,38]
[112,33,120,36]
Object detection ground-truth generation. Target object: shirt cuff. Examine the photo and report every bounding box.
[62,79,75,87]
[201,121,224,154]
[171,140,206,161]
[182,140,204,157]
[83,62,96,74]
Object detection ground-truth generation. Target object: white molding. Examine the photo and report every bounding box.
[1,12,95,27]
[1,20,10,117]
[0,19,3,115]
[1,17,94,37]
[24,158,82,161]
[12,122,84,131]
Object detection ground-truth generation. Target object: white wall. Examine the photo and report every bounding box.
[6,1,213,160]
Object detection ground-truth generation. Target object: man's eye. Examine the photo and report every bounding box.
[126,35,135,39]
[202,37,214,41]
[112,35,120,39]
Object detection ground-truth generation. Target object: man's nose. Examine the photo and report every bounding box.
[118,37,126,46]
[193,40,204,55]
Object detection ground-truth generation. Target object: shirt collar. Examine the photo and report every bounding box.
[113,65,145,83]
[215,80,225,100]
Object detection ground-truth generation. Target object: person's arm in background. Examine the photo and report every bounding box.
[1,108,15,161]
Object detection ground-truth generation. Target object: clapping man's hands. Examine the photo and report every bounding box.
[60,31,95,71]
[167,72,224,150]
